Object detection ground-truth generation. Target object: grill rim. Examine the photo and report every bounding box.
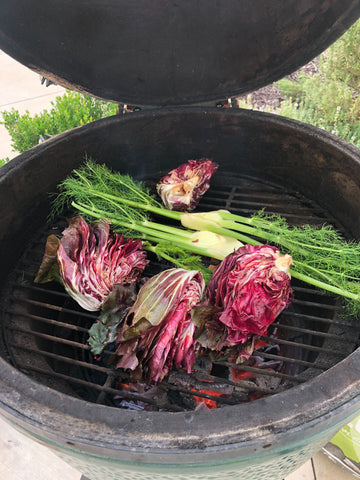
[2,107,360,460]
[0,347,360,460]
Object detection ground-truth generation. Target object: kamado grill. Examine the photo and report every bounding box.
[1,1,360,479]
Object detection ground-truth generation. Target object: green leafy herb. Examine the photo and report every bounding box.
[52,159,241,268]
[52,159,360,313]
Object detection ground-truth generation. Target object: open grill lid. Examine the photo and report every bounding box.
[0,1,360,107]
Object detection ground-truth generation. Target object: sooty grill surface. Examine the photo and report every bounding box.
[1,172,360,411]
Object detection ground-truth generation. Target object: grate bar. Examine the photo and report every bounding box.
[206,193,309,205]
[214,361,304,383]
[19,364,183,412]
[253,350,326,370]
[7,325,90,351]
[6,309,90,334]
[16,283,353,329]
[262,336,345,356]
[229,200,317,210]
[7,298,346,349]
[11,296,96,320]
[280,309,360,329]
[15,290,340,320]
[11,282,70,299]
[291,299,338,311]
[7,310,345,362]
[7,324,303,382]
[272,322,355,344]
[10,341,283,406]
[8,341,110,374]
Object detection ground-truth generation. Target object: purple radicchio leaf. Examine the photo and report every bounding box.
[156,158,218,212]
[35,216,147,312]
[114,268,205,383]
[194,244,293,357]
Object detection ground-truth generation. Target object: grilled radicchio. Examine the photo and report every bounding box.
[88,283,138,355]
[114,268,205,383]
[156,158,218,211]
[35,216,147,311]
[194,245,293,357]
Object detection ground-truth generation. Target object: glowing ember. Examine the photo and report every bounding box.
[192,389,226,409]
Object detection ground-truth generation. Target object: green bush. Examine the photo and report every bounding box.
[278,74,360,145]
[0,157,10,167]
[276,76,307,104]
[276,19,360,147]
[1,90,118,154]
[321,19,360,90]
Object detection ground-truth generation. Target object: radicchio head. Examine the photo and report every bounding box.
[194,244,293,357]
[114,268,205,383]
[35,216,147,311]
[156,158,218,211]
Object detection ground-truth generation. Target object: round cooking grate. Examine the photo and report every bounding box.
[1,172,360,411]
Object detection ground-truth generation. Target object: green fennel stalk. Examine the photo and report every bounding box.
[68,200,214,279]
[179,211,360,313]
[52,160,360,314]
[71,199,214,257]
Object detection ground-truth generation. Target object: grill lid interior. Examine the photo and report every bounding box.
[0,1,360,106]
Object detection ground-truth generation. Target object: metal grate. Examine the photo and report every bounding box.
[1,173,360,411]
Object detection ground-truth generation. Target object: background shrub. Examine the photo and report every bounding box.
[1,91,118,154]
[276,19,360,147]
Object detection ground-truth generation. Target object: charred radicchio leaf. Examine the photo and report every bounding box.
[35,216,147,311]
[34,234,61,284]
[194,245,293,357]
[156,158,218,211]
[114,268,205,383]
[88,283,137,355]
